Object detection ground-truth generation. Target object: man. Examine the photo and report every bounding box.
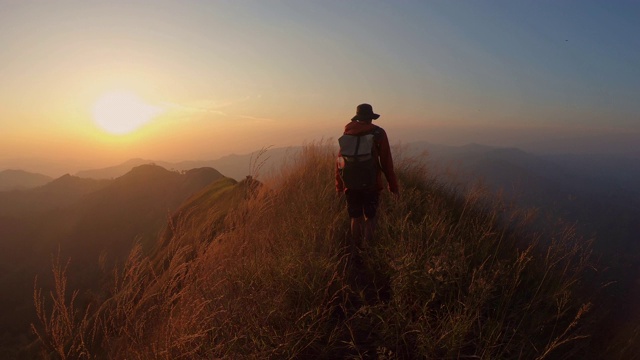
[336,103,399,251]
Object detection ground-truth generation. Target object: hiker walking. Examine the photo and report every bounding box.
[336,103,399,252]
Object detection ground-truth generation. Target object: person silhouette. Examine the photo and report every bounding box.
[336,103,399,252]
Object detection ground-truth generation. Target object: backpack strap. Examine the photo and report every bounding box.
[370,126,382,150]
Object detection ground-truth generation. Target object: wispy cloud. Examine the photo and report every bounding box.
[164,103,228,116]
[162,98,243,114]
[234,114,275,122]
[161,95,275,122]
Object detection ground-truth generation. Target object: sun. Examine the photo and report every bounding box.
[92,91,164,135]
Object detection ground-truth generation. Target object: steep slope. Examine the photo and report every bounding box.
[31,143,610,359]
[0,164,226,358]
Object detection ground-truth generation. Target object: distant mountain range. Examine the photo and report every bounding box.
[519,131,640,157]
[0,169,53,191]
[6,142,639,257]
[408,142,640,257]
[74,147,298,181]
[6,141,640,200]
[52,142,638,263]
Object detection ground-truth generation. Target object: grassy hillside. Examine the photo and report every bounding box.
[0,165,226,359]
[32,142,628,359]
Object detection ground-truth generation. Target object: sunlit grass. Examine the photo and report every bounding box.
[32,141,608,359]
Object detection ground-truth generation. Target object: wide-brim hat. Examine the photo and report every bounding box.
[351,103,380,121]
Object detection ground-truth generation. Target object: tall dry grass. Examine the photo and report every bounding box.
[32,141,599,359]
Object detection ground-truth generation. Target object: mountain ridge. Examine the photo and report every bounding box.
[0,169,53,191]
[72,146,297,181]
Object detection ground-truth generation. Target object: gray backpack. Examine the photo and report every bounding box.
[338,128,381,190]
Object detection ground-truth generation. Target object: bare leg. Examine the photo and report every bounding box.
[351,217,364,251]
[362,216,377,249]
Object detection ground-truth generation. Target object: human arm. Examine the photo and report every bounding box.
[377,130,399,195]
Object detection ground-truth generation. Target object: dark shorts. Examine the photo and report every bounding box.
[345,189,379,219]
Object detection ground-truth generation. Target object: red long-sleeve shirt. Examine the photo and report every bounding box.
[335,121,399,194]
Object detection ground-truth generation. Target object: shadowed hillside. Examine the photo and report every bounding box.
[0,175,110,216]
[0,165,226,358]
[30,142,631,359]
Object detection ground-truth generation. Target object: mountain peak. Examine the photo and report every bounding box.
[76,158,156,179]
[129,163,171,174]
[184,167,223,178]
[117,164,177,183]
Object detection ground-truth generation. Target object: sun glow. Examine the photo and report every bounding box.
[92,91,164,135]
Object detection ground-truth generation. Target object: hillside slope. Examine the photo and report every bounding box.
[30,143,620,359]
[0,165,226,358]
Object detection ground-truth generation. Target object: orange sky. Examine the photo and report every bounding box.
[1,1,639,176]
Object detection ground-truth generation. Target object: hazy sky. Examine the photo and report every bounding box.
[1,1,639,175]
